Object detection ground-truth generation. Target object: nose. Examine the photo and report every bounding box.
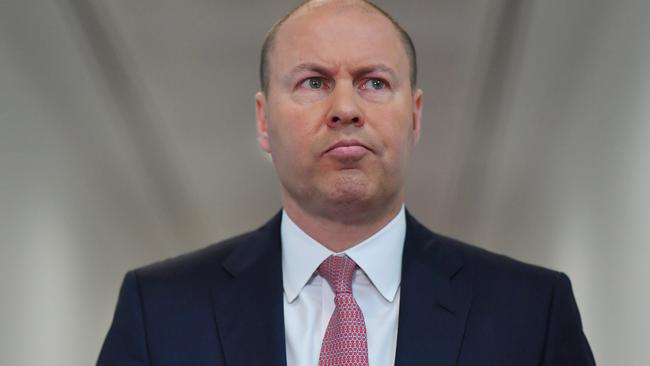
[326,82,364,128]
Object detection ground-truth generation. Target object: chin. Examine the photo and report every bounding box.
[314,175,380,218]
[286,171,395,221]
[330,172,373,199]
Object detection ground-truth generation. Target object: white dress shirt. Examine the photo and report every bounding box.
[281,206,406,366]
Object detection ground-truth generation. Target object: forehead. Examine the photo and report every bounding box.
[270,3,408,75]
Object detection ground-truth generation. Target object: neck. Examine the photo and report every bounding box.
[282,194,404,252]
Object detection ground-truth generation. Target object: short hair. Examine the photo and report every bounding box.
[259,0,417,94]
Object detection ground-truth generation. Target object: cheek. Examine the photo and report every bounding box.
[371,110,414,155]
[267,108,317,159]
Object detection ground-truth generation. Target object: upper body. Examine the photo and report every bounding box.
[97,209,595,366]
[99,0,595,364]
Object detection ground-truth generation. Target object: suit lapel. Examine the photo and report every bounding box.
[395,213,474,366]
[210,212,287,366]
[208,210,472,366]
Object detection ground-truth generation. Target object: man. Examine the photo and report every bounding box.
[98,1,595,365]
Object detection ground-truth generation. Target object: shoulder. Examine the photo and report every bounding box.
[450,235,560,282]
[405,216,594,363]
[130,211,282,289]
[134,231,248,281]
[407,212,564,292]
[410,216,577,325]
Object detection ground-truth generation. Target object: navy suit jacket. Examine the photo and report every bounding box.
[98,211,595,365]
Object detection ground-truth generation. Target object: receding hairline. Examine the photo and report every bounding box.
[259,0,417,94]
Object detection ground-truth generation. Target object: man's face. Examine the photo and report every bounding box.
[256,3,422,221]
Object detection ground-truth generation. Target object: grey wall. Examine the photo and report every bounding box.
[453,2,650,364]
[0,0,647,365]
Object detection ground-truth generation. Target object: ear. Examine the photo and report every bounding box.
[255,92,272,153]
[411,88,423,145]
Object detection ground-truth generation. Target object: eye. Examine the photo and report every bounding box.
[301,77,325,89]
[362,78,387,90]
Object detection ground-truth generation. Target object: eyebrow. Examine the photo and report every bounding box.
[284,62,399,81]
[352,64,399,81]
[284,63,334,82]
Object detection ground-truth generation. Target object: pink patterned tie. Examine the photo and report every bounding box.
[318,255,369,366]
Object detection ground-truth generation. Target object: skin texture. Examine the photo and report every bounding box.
[255,0,423,251]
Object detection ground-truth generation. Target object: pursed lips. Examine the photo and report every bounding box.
[322,139,371,160]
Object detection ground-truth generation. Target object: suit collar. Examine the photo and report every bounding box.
[221,211,283,277]
[395,211,473,366]
[211,210,473,366]
[212,212,287,366]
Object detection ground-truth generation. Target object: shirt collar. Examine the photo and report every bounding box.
[281,206,405,303]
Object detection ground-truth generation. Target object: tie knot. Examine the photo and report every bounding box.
[317,255,357,294]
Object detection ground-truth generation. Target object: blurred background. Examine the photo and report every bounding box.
[1,0,648,364]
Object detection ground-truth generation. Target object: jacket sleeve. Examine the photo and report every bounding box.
[97,271,151,366]
[540,272,596,365]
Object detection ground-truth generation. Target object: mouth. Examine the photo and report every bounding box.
[323,139,372,160]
